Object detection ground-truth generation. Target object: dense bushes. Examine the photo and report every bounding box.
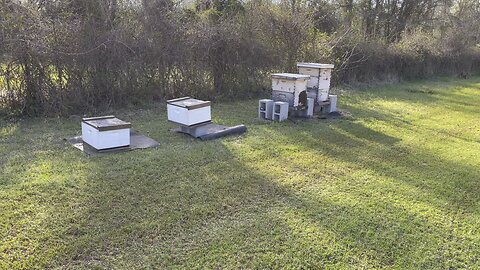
[1,0,479,116]
[335,34,480,84]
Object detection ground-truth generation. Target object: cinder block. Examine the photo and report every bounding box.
[328,95,337,112]
[259,99,274,120]
[307,98,314,117]
[273,101,289,122]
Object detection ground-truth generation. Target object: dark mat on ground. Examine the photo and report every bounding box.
[172,123,247,140]
[288,111,345,123]
[66,131,159,157]
[325,111,343,119]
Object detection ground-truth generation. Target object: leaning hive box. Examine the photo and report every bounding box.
[297,63,334,102]
[167,97,211,127]
[81,116,131,150]
[271,73,310,108]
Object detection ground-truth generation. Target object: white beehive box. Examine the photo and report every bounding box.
[297,63,334,102]
[271,73,310,93]
[167,97,211,127]
[318,88,330,102]
[297,63,334,88]
[271,73,310,107]
[81,116,131,150]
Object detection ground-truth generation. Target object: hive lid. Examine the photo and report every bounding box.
[297,63,334,69]
[82,116,131,131]
[167,97,211,110]
[271,73,311,80]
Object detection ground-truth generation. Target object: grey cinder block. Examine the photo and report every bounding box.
[273,101,289,122]
[307,98,314,117]
[328,95,337,112]
[259,99,274,120]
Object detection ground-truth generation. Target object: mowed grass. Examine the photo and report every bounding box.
[1,77,479,269]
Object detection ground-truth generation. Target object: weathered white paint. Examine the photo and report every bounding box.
[297,63,334,88]
[271,73,310,93]
[318,77,331,90]
[297,67,319,89]
[297,63,334,100]
[271,73,310,107]
[318,88,330,102]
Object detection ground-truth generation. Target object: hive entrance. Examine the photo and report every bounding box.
[298,90,307,107]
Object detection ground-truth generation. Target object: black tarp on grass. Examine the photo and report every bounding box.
[66,131,159,157]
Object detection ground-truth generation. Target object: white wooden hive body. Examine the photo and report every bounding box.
[81,116,131,150]
[167,97,212,127]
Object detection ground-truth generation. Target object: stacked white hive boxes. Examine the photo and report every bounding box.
[297,63,334,102]
[271,73,310,108]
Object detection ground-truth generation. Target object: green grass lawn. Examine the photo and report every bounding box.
[1,77,479,269]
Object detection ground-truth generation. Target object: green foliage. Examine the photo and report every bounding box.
[1,77,480,268]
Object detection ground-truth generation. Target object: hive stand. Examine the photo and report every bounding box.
[307,98,315,116]
[328,95,337,113]
[292,98,315,118]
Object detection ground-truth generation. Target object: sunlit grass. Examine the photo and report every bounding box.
[1,76,479,269]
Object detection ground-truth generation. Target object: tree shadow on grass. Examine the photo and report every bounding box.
[302,123,478,210]
[3,120,474,269]
[277,91,480,212]
[343,77,480,117]
[49,136,477,269]
[238,118,479,267]
[342,92,480,148]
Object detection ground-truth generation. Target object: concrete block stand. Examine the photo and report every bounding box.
[273,102,289,122]
[259,99,274,120]
[328,95,337,112]
[307,98,314,117]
